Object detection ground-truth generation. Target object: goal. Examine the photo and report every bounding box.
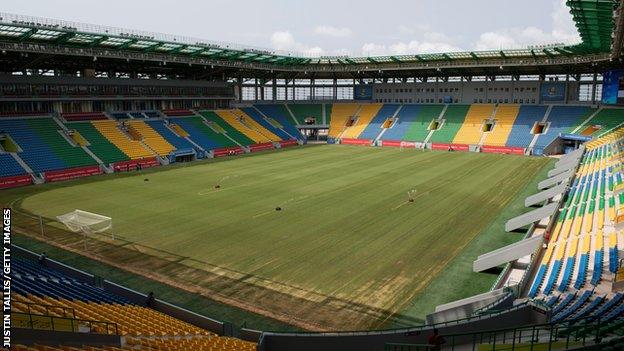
[57,210,113,239]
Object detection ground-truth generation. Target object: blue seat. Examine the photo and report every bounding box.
[589,293,624,320]
[591,250,604,285]
[573,253,589,289]
[358,104,400,140]
[552,293,576,315]
[552,290,592,322]
[534,106,593,149]
[558,256,576,292]
[609,247,618,273]
[13,258,131,304]
[544,260,562,295]
[380,105,423,141]
[253,105,304,140]
[145,120,196,151]
[173,118,224,150]
[241,107,292,141]
[529,264,548,298]
[506,105,547,147]
[0,153,27,177]
[0,119,68,173]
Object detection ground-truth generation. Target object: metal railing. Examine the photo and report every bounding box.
[385,343,433,351]
[386,317,621,351]
[12,312,119,335]
[18,301,76,319]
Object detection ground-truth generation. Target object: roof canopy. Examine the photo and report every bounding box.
[0,1,620,68]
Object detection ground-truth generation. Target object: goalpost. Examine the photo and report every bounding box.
[57,210,114,247]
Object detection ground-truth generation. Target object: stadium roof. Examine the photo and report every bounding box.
[0,2,622,78]
[567,0,617,52]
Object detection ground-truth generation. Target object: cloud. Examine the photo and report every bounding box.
[272,0,581,57]
[270,31,325,56]
[473,0,580,50]
[313,25,352,38]
[361,31,462,56]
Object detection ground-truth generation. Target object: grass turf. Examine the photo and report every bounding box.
[3,144,551,331]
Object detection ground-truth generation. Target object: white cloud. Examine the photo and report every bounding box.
[314,25,352,38]
[473,0,580,50]
[361,42,389,56]
[270,31,325,56]
[361,31,462,56]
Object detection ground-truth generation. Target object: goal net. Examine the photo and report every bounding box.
[57,210,112,235]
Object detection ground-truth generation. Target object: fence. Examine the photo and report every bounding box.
[12,312,118,335]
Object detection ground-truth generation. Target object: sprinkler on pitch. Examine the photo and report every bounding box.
[144,178,149,182]
[407,189,417,203]
[275,206,282,211]
[214,184,221,189]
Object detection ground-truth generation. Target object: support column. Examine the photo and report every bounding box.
[591,73,598,104]
[254,78,259,102]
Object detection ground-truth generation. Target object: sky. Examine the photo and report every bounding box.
[2,0,581,57]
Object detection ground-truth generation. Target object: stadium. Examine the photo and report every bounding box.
[1,0,624,350]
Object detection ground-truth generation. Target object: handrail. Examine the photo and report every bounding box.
[18,300,76,319]
[262,302,544,336]
[385,343,433,351]
[11,311,119,335]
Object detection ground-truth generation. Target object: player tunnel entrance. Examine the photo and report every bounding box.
[428,119,442,131]
[0,133,21,152]
[482,120,495,132]
[531,122,549,135]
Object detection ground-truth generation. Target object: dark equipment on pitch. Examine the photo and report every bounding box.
[275,207,282,211]
[408,198,414,203]
[144,178,149,182]
[215,185,221,189]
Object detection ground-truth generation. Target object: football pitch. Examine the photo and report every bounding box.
[6,145,551,331]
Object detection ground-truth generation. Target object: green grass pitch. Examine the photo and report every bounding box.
[4,145,552,331]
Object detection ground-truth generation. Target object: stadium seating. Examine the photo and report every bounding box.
[533,106,594,150]
[428,105,471,143]
[126,120,176,156]
[215,109,279,143]
[402,105,445,142]
[505,105,548,148]
[145,120,196,152]
[482,105,520,146]
[11,258,256,351]
[254,105,304,138]
[583,108,624,136]
[62,112,109,122]
[380,104,421,141]
[170,116,236,150]
[69,122,130,164]
[358,104,400,140]
[0,118,95,173]
[241,107,294,140]
[288,104,325,125]
[0,153,27,177]
[328,103,359,138]
[528,127,624,319]
[199,111,255,146]
[452,104,495,145]
[339,103,382,139]
[91,120,154,159]
[162,109,194,117]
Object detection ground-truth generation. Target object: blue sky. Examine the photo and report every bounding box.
[2,0,580,57]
